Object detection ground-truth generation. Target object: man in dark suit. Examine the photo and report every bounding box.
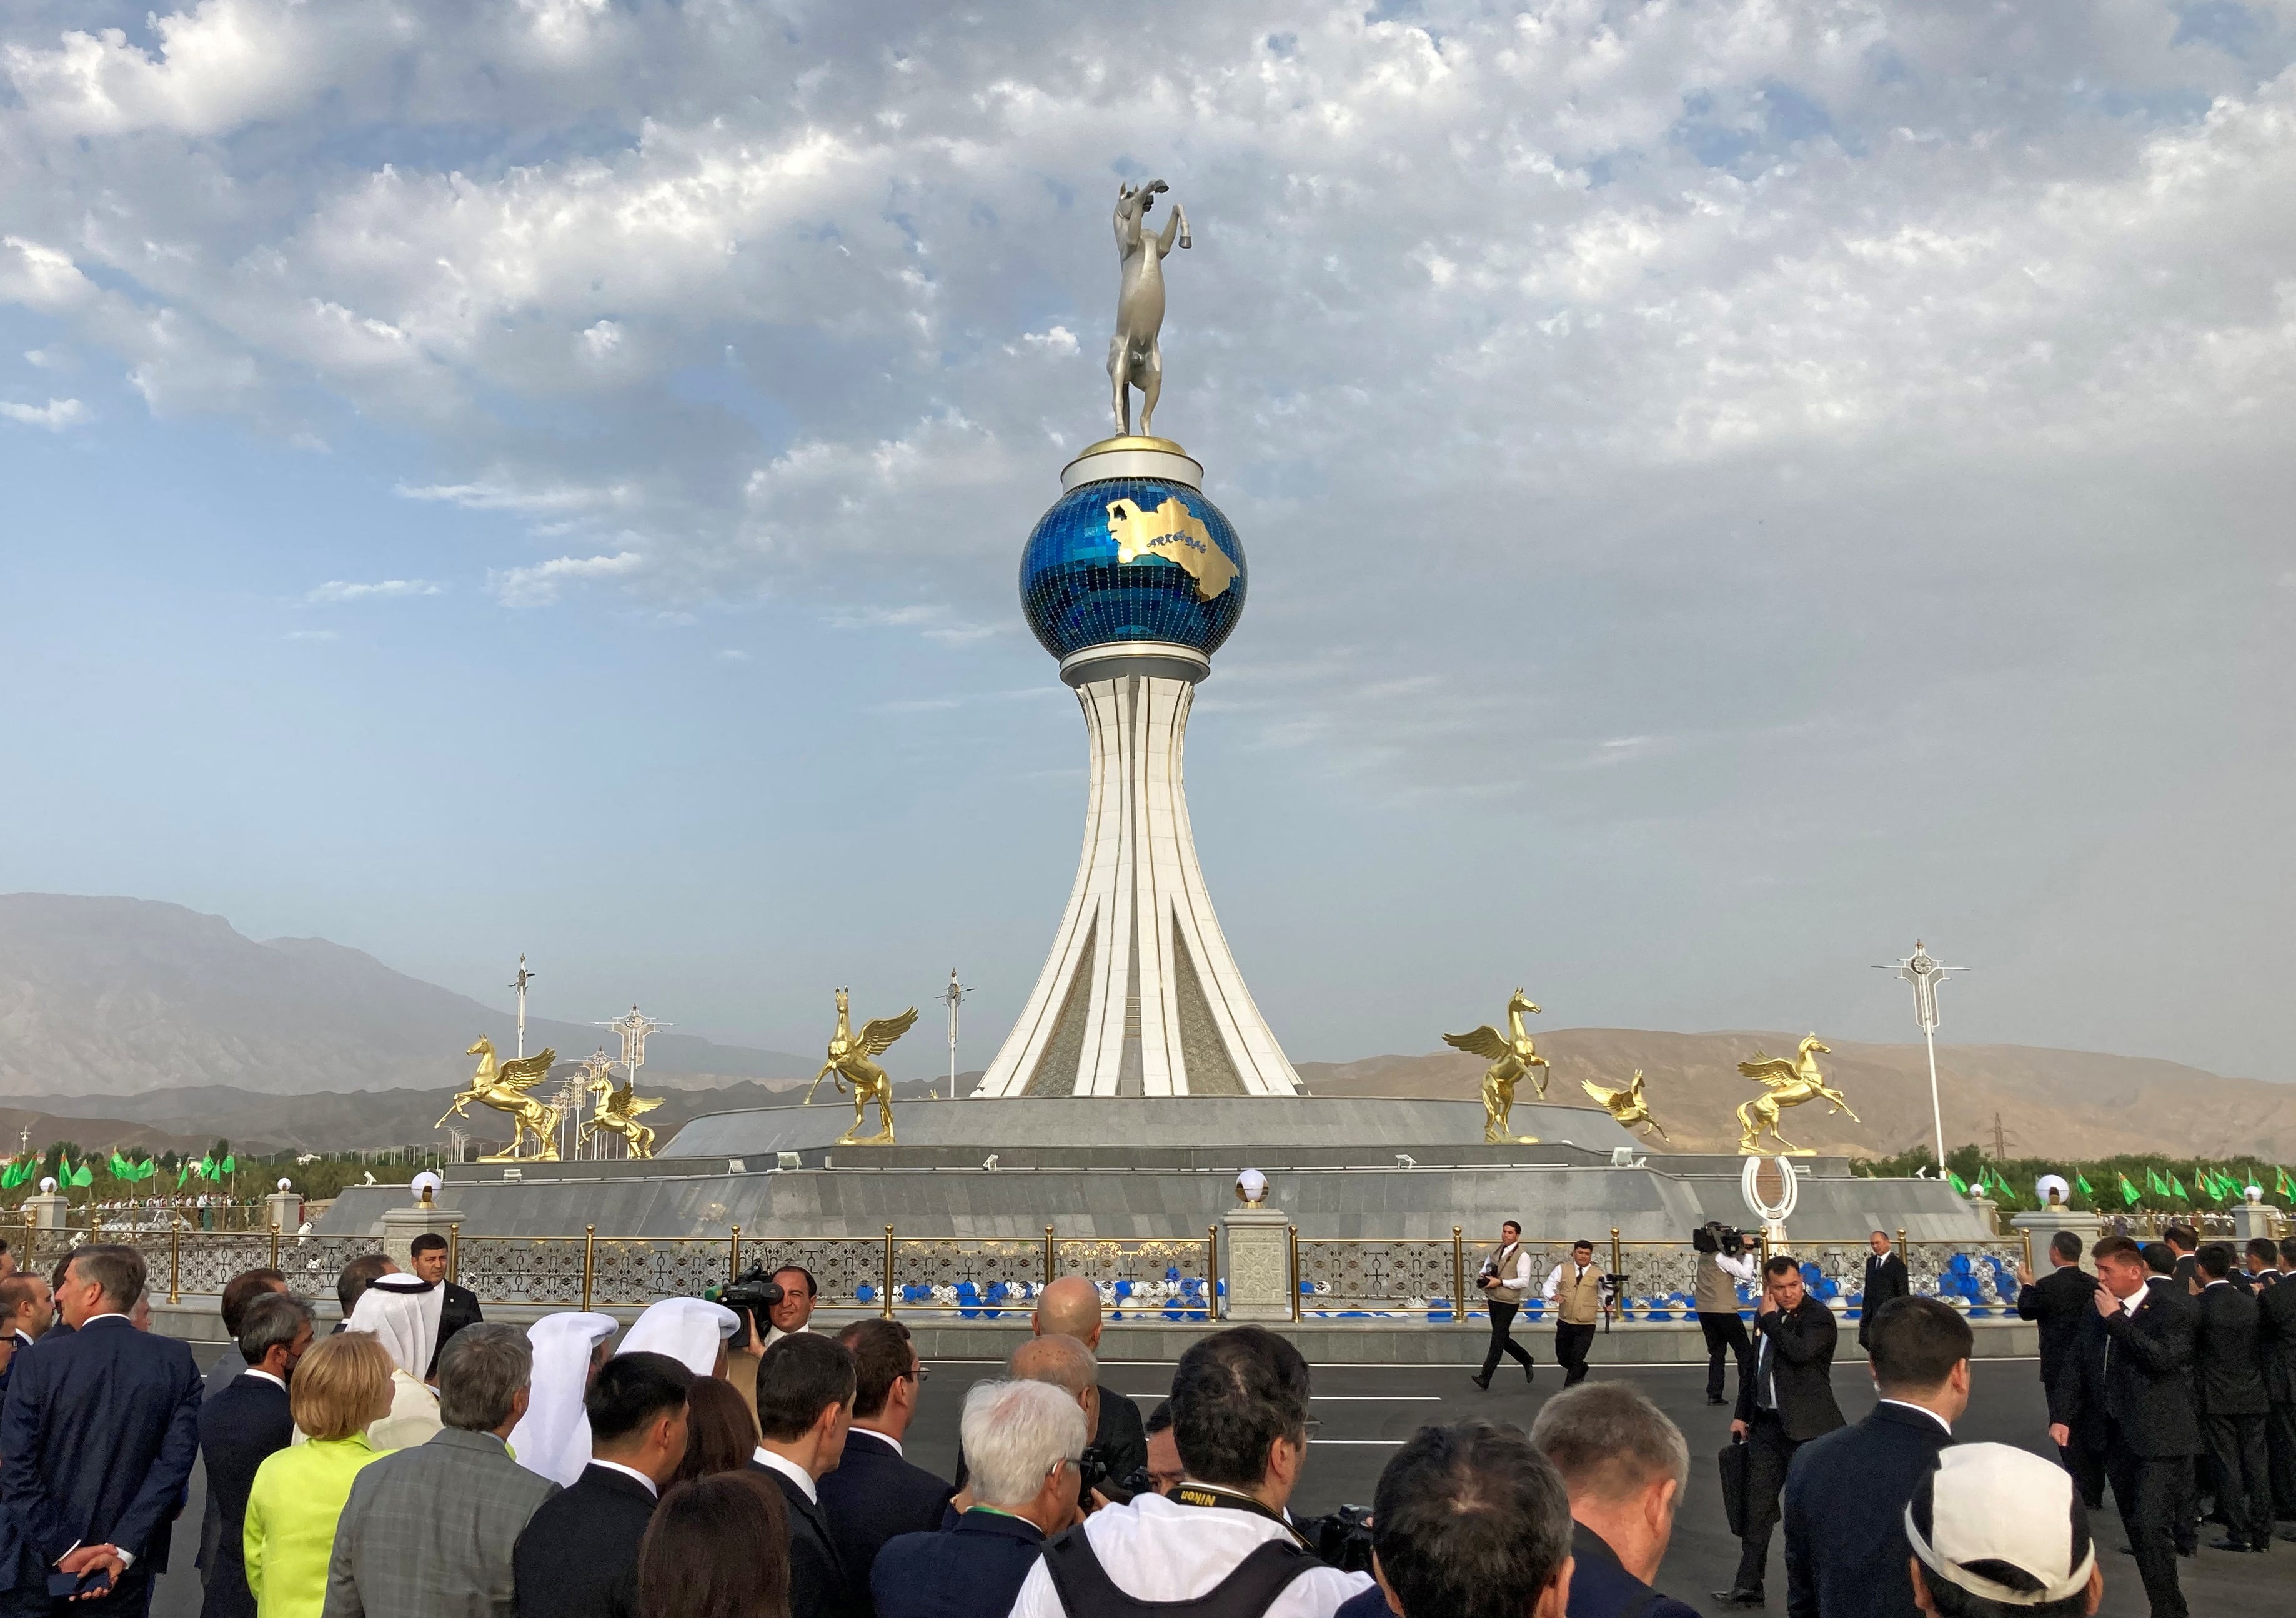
[0,1243,203,1618]
[822,1320,950,1611]
[1782,1296,1968,1618]
[407,1236,481,1377]
[513,1351,691,1618]
[205,1271,289,1401]
[2190,1243,2272,1552]
[2264,1237,2296,1529]
[1858,1231,1909,1352]
[2051,1233,2198,1618]
[1029,1277,1148,1482]
[0,1274,55,1404]
[196,1292,311,1618]
[1714,1254,1844,1609]
[873,1379,1082,1618]
[2163,1226,2200,1290]
[750,1332,860,1618]
[2242,1239,2281,1290]
[1528,1382,1698,1618]
[2017,1229,2104,1504]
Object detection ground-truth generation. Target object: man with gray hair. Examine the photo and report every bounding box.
[872,1380,1086,1618]
[1530,1383,1697,1618]
[322,1321,560,1618]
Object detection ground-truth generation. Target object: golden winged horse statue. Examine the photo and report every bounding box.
[1443,988,1549,1144]
[580,1057,665,1159]
[1583,1069,1669,1142]
[804,989,919,1146]
[438,1036,561,1161]
[1734,1036,1859,1155]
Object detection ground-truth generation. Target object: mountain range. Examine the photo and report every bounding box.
[1,894,2285,1159]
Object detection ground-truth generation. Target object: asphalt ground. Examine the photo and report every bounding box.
[156,1351,2287,1617]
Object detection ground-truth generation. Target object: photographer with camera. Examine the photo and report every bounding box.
[1470,1219,1536,1391]
[1541,1239,1615,1389]
[1694,1222,1758,1407]
[1010,1326,1374,1618]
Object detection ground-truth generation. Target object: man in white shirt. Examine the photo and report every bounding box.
[1471,1220,1536,1391]
[1008,1325,1373,1618]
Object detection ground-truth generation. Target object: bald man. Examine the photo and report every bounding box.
[1033,1276,1148,1488]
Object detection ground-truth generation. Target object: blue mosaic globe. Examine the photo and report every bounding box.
[1020,475,1247,661]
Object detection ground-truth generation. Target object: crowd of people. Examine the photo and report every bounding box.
[0,1217,2279,1618]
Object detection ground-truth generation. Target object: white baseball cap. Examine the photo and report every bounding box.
[1904,1444,2096,1606]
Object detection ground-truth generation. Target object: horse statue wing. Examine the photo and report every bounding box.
[1736,1053,1799,1089]
[1579,1077,1624,1107]
[857,1008,920,1056]
[495,1048,558,1093]
[1443,1025,1511,1062]
[622,1092,665,1116]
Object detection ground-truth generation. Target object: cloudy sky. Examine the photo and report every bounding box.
[3,0,2292,1084]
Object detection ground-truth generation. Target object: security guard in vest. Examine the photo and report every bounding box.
[1541,1238,1614,1387]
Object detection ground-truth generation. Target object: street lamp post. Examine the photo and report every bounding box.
[943,970,972,1099]
[1876,941,1964,1174]
[509,954,535,1060]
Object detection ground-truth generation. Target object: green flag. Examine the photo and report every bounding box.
[218,1154,236,1176]
[2119,1173,2140,1206]
[1947,1169,1972,1196]
[2147,1167,2169,1197]
[66,1161,92,1189]
[108,1151,132,1179]
[2169,1173,2187,1199]
[2278,1166,2295,1200]
[2075,1171,2095,1197]
[196,1155,216,1181]
[0,1162,21,1190]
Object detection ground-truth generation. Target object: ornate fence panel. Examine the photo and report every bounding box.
[1611,1241,1706,1321]
[455,1236,593,1307]
[1293,1236,1476,1319]
[274,1232,389,1296]
[1052,1235,1216,1321]
[1903,1239,2030,1316]
[729,1238,890,1312]
[887,1237,1046,1316]
[580,1239,739,1308]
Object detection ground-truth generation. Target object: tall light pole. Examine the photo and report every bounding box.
[598,1006,670,1161]
[509,954,536,1060]
[1876,941,1964,1174]
[943,970,973,1099]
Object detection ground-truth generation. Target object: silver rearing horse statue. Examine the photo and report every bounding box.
[1108,179,1188,438]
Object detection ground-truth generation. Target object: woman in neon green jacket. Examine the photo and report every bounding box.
[244,1331,395,1618]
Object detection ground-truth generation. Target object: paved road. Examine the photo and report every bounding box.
[158,1354,2280,1617]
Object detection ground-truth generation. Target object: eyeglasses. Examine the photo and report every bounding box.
[1298,1420,1323,1444]
[902,1362,930,1382]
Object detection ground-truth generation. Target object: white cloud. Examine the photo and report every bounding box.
[0,397,87,429]
[714,647,751,662]
[490,549,643,605]
[284,628,339,641]
[1017,325,1078,357]
[305,578,443,604]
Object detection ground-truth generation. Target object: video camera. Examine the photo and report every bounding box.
[1076,1444,1153,1506]
[1692,1221,1749,1257]
[1294,1504,1376,1575]
[716,1264,786,1349]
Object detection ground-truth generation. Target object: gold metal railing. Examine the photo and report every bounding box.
[7,1216,2053,1323]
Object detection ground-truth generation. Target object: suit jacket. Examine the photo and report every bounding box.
[204,1344,251,1403]
[2259,1272,2296,1407]
[817,1430,953,1609]
[2171,1254,2201,1291]
[1858,1253,1909,1346]
[2017,1265,2101,1417]
[511,1463,655,1618]
[1561,1520,1699,1618]
[322,1427,559,1618]
[425,1284,485,1380]
[1734,1297,1845,1442]
[872,1507,1048,1618]
[196,1373,293,1618]
[0,1313,202,1589]
[1782,1402,1954,1618]
[2192,1281,2269,1417]
[755,1460,860,1618]
[2051,1284,2199,1457]
[1092,1385,1149,1482]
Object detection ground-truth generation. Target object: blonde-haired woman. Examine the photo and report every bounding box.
[243,1332,394,1618]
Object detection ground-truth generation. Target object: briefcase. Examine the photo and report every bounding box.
[1719,1439,1749,1539]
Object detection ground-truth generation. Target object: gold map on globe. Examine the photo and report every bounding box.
[1105,494,1240,599]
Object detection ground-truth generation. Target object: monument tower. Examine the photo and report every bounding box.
[976,180,1301,1099]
